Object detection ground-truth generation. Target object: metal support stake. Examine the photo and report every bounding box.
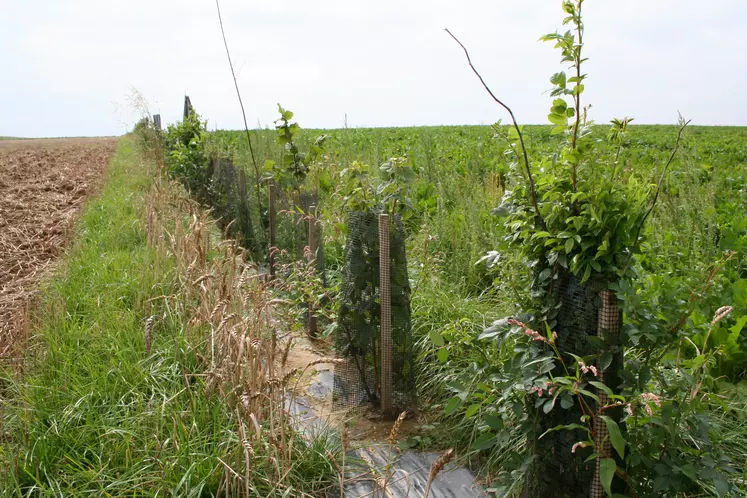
[379,214,392,416]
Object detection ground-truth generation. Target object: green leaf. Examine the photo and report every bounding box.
[446,380,467,395]
[445,396,462,416]
[551,125,567,135]
[429,329,445,347]
[600,458,616,496]
[539,268,553,282]
[437,348,449,363]
[548,113,567,126]
[713,475,730,497]
[600,352,613,370]
[692,354,706,369]
[588,381,613,396]
[542,398,556,414]
[465,403,481,418]
[600,416,625,460]
[577,389,601,403]
[681,463,697,482]
[472,432,497,450]
[565,238,574,253]
[586,336,606,349]
[539,423,587,439]
[552,98,567,111]
[653,475,669,492]
[730,315,747,337]
[581,264,592,283]
[549,72,567,87]
[484,415,504,430]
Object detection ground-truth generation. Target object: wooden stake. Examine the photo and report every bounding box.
[379,214,392,415]
[268,185,277,279]
[183,95,192,120]
[591,289,623,498]
[307,205,318,337]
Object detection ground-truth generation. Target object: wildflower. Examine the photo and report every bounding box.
[641,392,661,416]
[548,387,556,396]
[641,392,661,407]
[624,403,633,416]
[509,319,550,343]
[525,328,547,342]
[712,306,733,326]
[530,386,544,397]
[571,442,589,454]
[578,360,598,377]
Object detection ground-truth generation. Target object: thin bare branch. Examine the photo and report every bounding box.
[215,0,265,239]
[445,28,544,228]
[635,118,691,240]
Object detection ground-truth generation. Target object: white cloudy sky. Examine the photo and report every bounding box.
[1,1,745,137]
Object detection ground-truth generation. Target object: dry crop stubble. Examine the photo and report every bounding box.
[0,138,116,359]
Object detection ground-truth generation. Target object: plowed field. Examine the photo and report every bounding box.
[0,138,117,357]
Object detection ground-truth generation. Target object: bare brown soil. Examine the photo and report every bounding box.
[0,137,117,358]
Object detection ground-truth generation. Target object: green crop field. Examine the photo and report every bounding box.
[204,123,747,295]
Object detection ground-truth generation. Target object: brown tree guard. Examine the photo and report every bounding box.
[307,206,318,337]
[293,191,302,260]
[591,289,622,498]
[379,213,393,416]
[268,185,276,279]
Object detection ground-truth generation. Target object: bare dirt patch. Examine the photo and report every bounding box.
[0,137,117,358]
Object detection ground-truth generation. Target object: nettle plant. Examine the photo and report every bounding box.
[449,1,739,496]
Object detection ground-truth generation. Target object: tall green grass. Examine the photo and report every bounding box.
[0,138,229,494]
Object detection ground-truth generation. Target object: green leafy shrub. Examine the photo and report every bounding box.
[164,109,211,203]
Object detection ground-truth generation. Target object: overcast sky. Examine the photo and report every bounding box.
[2,1,745,137]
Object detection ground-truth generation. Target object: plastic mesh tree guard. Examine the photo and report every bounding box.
[523,272,623,498]
[209,157,262,258]
[334,211,415,415]
[270,189,321,261]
